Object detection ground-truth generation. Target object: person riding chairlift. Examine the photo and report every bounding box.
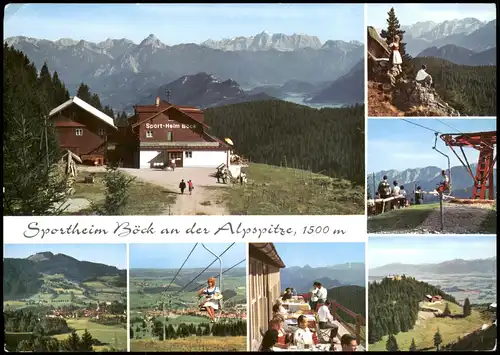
[436,170,450,193]
[198,277,222,323]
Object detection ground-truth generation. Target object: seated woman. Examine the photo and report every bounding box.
[436,170,450,193]
[272,299,288,317]
[268,315,292,346]
[293,315,314,347]
[198,277,222,323]
[260,329,279,352]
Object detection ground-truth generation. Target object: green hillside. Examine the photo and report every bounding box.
[211,163,364,215]
[327,285,366,319]
[205,100,364,185]
[408,57,496,116]
[368,276,494,351]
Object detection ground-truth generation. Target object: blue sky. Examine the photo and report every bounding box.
[129,243,246,269]
[4,4,364,44]
[367,3,497,29]
[368,119,497,173]
[368,236,496,268]
[274,243,365,268]
[4,244,127,269]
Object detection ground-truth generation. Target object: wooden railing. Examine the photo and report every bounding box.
[330,300,366,345]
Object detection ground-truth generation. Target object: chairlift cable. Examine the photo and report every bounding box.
[399,118,440,133]
[173,243,236,295]
[186,259,246,293]
[163,243,199,294]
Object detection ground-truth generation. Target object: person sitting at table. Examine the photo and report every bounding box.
[260,328,279,352]
[281,288,293,301]
[293,315,314,347]
[340,334,358,352]
[310,281,327,310]
[269,314,292,344]
[290,287,298,297]
[272,299,288,317]
[318,300,339,343]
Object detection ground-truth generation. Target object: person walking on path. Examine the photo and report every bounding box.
[179,179,186,194]
[188,180,194,195]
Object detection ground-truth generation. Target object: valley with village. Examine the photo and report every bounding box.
[368,237,497,352]
[129,267,247,352]
[3,249,127,352]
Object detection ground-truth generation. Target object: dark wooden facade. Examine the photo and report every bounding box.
[49,97,117,165]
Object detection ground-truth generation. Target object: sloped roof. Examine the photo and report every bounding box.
[249,243,286,269]
[49,96,117,129]
[132,104,209,129]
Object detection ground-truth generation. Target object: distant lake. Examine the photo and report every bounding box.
[281,93,344,109]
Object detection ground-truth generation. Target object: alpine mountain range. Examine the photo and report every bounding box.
[4,31,364,111]
[376,17,496,64]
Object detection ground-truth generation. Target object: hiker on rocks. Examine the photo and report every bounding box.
[188,180,194,195]
[416,64,433,87]
[170,158,176,171]
[179,179,186,194]
[388,35,403,71]
[415,186,424,205]
[377,175,391,199]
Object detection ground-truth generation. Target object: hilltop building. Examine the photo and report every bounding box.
[109,97,231,169]
[49,96,117,165]
[248,243,286,350]
[425,295,442,302]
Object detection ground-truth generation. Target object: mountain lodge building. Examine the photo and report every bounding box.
[110,97,230,169]
[49,96,117,165]
[248,243,286,350]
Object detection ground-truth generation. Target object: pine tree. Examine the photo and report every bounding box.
[379,7,412,70]
[66,330,81,351]
[434,328,443,351]
[409,338,417,351]
[3,45,69,216]
[80,329,94,351]
[76,83,92,103]
[386,333,399,351]
[443,303,451,317]
[94,163,135,215]
[463,298,471,317]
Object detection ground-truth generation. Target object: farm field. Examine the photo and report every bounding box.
[52,318,127,351]
[131,336,247,352]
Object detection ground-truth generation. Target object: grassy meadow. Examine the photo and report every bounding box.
[209,163,364,215]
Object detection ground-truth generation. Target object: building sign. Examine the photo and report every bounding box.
[145,122,197,130]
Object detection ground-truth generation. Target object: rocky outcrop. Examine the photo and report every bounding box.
[367,26,461,117]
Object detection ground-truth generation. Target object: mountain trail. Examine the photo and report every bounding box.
[376,203,493,234]
[121,168,229,215]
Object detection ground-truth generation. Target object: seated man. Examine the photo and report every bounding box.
[293,315,314,347]
[416,64,433,87]
[317,300,339,343]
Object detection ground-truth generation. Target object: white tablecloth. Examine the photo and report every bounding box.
[282,302,311,313]
[272,344,331,352]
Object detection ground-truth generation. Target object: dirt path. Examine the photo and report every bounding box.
[376,203,494,234]
[121,168,229,215]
